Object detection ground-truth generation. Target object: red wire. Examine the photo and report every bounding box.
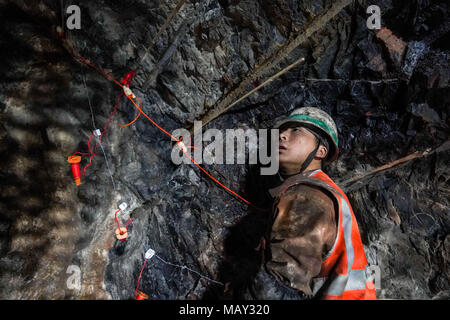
[102,93,122,135]
[78,56,123,88]
[114,209,122,231]
[76,56,267,211]
[118,101,142,127]
[87,132,95,153]
[69,72,137,176]
[128,95,175,139]
[134,258,148,298]
[115,210,134,234]
[125,218,134,229]
[81,133,98,175]
[124,94,267,212]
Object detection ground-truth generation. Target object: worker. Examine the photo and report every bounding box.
[241,107,377,300]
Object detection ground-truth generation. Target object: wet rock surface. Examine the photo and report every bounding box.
[0,0,449,299]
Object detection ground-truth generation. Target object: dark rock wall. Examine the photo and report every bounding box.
[0,0,448,299]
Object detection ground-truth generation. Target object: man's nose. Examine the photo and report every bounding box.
[280,130,288,141]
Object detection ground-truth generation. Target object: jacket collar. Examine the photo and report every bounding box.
[269,169,322,198]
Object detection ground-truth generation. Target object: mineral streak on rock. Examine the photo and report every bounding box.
[376,28,407,67]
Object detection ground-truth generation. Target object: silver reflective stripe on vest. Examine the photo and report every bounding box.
[345,269,367,290]
[341,198,355,274]
[322,193,354,296]
[312,277,326,295]
[309,173,367,297]
[312,269,367,296]
[307,169,321,177]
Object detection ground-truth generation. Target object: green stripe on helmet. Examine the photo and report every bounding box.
[288,114,338,146]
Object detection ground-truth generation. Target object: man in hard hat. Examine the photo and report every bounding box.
[242,107,377,300]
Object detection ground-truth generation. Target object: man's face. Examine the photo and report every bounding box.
[278,123,318,173]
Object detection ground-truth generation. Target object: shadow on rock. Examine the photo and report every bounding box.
[202,164,280,300]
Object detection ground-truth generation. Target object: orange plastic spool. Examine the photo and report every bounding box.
[68,156,82,186]
[115,227,128,241]
[135,290,148,300]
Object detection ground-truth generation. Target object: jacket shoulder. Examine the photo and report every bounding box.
[274,184,337,236]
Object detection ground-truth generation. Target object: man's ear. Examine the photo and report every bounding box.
[315,145,328,160]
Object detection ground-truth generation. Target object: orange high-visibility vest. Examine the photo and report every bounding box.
[303,169,377,300]
[271,169,377,300]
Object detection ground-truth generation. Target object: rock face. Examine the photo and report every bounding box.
[0,0,449,300]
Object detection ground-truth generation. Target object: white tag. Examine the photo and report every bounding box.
[178,141,188,153]
[119,202,127,211]
[145,248,155,260]
[123,86,135,98]
[94,129,101,136]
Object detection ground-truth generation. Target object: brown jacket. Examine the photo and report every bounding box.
[264,178,338,296]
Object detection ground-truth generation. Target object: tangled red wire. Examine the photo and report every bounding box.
[69,70,137,175]
[135,258,148,298]
[74,54,265,211]
[114,208,133,235]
